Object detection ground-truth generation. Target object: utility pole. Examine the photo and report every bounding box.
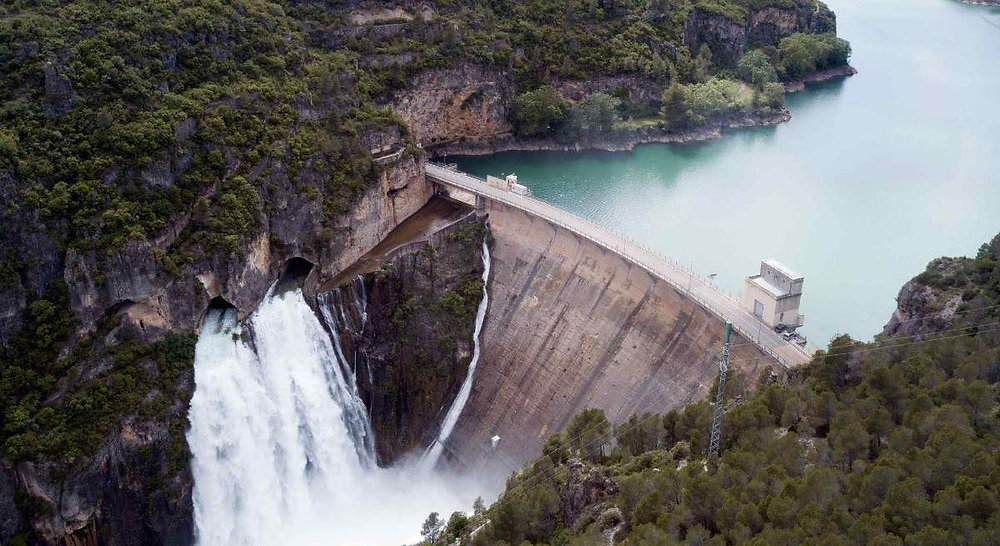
[708,321,733,457]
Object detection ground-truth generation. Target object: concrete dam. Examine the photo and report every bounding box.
[184,158,813,542]
[421,163,810,468]
[296,161,809,470]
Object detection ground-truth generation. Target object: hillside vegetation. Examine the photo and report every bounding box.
[0,0,849,467]
[0,1,850,543]
[430,234,1000,545]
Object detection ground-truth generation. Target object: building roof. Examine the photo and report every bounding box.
[748,275,786,298]
[764,259,803,281]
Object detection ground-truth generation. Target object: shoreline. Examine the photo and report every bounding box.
[430,65,856,157]
[956,0,1000,6]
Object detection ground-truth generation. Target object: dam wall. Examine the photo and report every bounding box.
[448,200,778,468]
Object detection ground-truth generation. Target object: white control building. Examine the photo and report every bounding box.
[742,259,805,331]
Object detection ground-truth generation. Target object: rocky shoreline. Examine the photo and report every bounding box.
[430,65,856,157]
[957,0,1000,6]
[783,64,859,93]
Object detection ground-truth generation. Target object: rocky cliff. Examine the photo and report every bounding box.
[317,216,487,463]
[2,149,431,545]
[386,0,843,155]
[684,3,835,67]
[883,233,1000,339]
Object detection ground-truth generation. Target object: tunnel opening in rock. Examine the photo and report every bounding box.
[198,296,240,335]
[207,296,236,311]
[273,257,316,295]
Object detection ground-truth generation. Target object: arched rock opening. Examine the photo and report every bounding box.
[207,296,236,311]
[274,257,316,295]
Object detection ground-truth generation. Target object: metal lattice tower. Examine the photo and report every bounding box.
[708,321,733,456]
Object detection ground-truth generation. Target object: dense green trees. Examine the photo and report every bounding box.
[737,50,778,86]
[681,77,744,124]
[659,77,748,127]
[778,32,852,79]
[565,93,622,138]
[513,85,569,137]
[512,90,620,140]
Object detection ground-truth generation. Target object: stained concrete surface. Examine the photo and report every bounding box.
[447,201,777,471]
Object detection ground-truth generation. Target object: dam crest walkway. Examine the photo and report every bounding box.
[425,162,812,368]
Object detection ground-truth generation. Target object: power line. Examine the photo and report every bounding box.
[729,300,1000,351]
[727,321,1000,369]
[475,369,711,518]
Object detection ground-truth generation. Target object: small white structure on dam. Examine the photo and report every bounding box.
[743,259,805,332]
[485,173,532,196]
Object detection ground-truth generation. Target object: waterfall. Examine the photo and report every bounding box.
[187,282,482,545]
[317,276,375,389]
[422,238,491,470]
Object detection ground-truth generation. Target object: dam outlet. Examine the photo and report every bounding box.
[186,282,485,545]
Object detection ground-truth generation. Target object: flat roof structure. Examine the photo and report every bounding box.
[748,276,786,298]
[763,258,803,281]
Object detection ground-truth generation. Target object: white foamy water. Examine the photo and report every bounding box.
[423,239,491,469]
[187,287,483,546]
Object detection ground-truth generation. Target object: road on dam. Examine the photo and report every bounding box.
[426,162,812,368]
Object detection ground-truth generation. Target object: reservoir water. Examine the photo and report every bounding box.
[451,0,1000,345]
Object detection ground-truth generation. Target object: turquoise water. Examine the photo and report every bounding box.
[449,0,1000,346]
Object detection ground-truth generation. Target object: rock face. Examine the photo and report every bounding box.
[0,151,434,545]
[559,459,619,528]
[883,274,963,339]
[883,239,1000,339]
[0,171,62,344]
[16,424,194,546]
[448,201,778,470]
[393,64,514,147]
[684,9,749,67]
[0,462,24,544]
[684,2,836,67]
[51,152,433,342]
[319,215,487,463]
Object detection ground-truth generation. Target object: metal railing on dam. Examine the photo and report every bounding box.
[426,162,813,368]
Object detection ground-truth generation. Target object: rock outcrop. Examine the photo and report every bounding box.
[884,234,1000,339]
[559,459,619,529]
[684,1,835,67]
[16,423,194,546]
[393,64,514,148]
[0,462,24,544]
[319,214,487,463]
